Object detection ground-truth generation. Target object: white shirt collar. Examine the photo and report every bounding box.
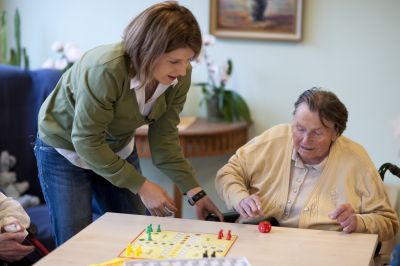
[130,76,178,91]
[291,147,328,171]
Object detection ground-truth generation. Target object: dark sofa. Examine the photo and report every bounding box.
[0,64,62,258]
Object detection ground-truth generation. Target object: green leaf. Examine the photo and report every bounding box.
[193,82,210,87]
[23,47,29,69]
[227,59,233,76]
[231,91,252,122]
[14,9,21,66]
[8,48,18,66]
[0,11,7,64]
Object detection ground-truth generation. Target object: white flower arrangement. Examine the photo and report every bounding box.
[42,41,82,72]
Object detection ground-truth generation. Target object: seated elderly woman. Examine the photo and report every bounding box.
[215,88,398,241]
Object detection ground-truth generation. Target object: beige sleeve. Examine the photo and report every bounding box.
[215,148,252,210]
[355,167,399,241]
[0,193,30,229]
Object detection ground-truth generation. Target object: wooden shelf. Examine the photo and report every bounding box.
[135,117,250,218]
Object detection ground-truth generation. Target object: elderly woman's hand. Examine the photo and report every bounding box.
[0,232,34,262]
[329,204,357,233]
[235,194,265,218]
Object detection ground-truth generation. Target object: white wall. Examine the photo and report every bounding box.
[2,0,399,226]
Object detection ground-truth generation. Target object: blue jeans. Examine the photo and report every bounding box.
[34,137,145,246]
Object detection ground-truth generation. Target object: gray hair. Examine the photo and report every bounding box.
[293,87,348,135]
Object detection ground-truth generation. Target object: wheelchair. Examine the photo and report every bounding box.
[376,163,400,266]
[378,163,400,181]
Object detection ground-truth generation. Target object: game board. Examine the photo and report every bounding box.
[118,228,237,260]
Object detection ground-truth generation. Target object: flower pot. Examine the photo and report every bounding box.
[206,95,224,122]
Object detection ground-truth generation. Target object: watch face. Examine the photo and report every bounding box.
[188,190,206,206]
[188,198,195,206]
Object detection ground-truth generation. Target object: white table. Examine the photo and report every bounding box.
[34,212,378,266]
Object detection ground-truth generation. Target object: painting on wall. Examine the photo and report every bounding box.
[210,0,303,41]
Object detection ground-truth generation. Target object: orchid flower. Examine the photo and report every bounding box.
[42,41,82,72]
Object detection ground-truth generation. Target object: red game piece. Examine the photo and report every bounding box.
[226,230,231,240]
[218,229,223,239]
[258,221,271,233]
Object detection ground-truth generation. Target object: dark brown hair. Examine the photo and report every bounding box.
[293,87,348,135]
[123,1,202,88]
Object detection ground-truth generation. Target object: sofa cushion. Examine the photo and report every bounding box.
[0,64,61,199]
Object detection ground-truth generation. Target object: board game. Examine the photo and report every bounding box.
[118,226,237,260]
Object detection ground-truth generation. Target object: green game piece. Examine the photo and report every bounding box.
[149,224,153,232]
[147,232,152,241]
[157,224,161,232]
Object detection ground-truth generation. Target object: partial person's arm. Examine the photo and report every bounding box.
[0,193,30,230]
[0,193,34,262]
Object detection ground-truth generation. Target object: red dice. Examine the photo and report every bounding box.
[258,221,271,233]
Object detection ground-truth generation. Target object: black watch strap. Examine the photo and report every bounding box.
[187,190,207,206]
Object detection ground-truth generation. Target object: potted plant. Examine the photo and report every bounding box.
[0,9,29,69]
[194,35,252,123]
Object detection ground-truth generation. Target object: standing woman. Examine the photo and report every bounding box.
[35,1,223,246]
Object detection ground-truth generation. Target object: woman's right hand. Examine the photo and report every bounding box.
[235,194,265,218]
[138,180,178,216]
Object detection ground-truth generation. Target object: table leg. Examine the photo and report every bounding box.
[174,185,182,218]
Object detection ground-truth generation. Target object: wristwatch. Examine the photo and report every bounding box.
[187,190,207,206]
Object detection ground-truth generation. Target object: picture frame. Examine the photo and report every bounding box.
[210,0,303,41]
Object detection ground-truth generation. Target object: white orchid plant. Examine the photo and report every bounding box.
[197,35,232,92]
[194,35,251,122]
[42,41,82,72]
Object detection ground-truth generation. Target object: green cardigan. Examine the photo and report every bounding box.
[38,42,199,194]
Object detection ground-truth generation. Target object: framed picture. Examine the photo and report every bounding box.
[210,0,303,41]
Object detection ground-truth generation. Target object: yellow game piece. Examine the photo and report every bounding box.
[89,257,128,266]
[134,245,142,257]
[125,244,133,256]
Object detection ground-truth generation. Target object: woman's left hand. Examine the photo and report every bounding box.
[194,196,223,221]
[329,203,357,233]
[186,187,223,221]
